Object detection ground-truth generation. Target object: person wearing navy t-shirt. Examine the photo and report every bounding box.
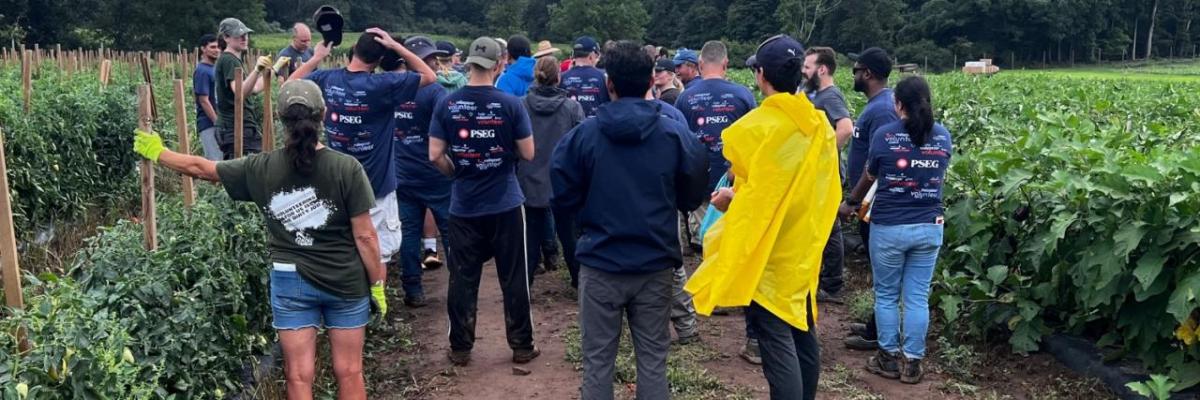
[379,35,450,308]
[839,76,951,385]
[429,37,540,367]
[288,28,437,271]
[193,34,223,161]
[560,36,610,118]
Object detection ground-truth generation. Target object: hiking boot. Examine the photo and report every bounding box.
[673,333,701,346]
[404,294,427,308]
[513,347,541,364]
[542,252,561,271]
[422,250,443,270]
[866,350,902,379]
[740,339,762,365]
[448,350,471,366]
[817,289,844,304]
[844,334,879,351]
[901,357,924,384]
[849,322,871,338]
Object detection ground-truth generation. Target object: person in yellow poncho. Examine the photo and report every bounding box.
[684,34,841,400]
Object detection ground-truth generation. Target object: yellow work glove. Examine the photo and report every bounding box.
[133,129,165,162]
[272,56,291,73]
[371,282,388,318]
[255,55,273,72]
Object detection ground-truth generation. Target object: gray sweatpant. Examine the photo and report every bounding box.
[579,266,672,400]
[671,265,699,339]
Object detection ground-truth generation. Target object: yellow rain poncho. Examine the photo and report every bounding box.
[684,92,841,331]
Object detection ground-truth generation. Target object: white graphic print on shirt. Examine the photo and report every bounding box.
[267,187,335,246]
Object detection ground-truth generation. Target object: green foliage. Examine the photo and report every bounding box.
[548,0,650,43]
[486,0,530,37]
[1126,375,1178,400]
[932,72,1200,388]
[0,66,139,239]
[0,192,273,399]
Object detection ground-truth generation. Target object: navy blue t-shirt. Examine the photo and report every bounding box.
[192,62,216,132]
[656,99,687,126]
[429,86,533,217]
[848,88,898,188]
[306,69,422,197]
[866,121,953,225]
[560,66,610,118]
[394,83,450,189]
[674,78,756,190]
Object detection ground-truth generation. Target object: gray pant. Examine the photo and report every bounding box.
[670,265,698,338]
[198,127,222,161]
[579,266,672,400]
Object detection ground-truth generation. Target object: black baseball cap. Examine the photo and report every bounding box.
[849,47,892,78]
[753,34,805,72]
[436,40,459,56]
[405,35,448,60]
[507,35,532,58]
[654,58,674,72]
[312,5,344,46]
[573,36,599,57]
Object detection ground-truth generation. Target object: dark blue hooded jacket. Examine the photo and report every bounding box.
[551,98,709,274]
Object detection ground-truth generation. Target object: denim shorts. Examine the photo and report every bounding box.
[269,264,370,330]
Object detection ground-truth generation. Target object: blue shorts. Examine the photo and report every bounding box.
[269,264,370,330]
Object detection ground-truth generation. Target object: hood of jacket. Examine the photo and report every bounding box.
[595,98,663,145]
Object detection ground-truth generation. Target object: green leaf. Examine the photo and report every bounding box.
[1167,270,1200,321]
[1121,165,1163,184]
[1132,251,1165,290]
[1112,222,1147,259]
[987,265,1009,286]
[939,294,962,323]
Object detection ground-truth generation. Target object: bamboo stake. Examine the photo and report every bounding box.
[21,50,30,113]
[173,80,195,208]
[0,128,29,353]
[138,85,157,251]
[233,68,244,158]
[262,69,274,152]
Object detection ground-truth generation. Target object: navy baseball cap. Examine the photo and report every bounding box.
[436,40,459,56]
[405,35,448,60]
[654,58,674,72]
[745,55,757,68]
[573,36,599,57]
[753,34,805,72]
[673,48,698,67]
[849,47,892,78]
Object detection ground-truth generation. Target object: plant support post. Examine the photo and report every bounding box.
[0,128,29,353]
[173,80,194,209]
[138,85,157,251]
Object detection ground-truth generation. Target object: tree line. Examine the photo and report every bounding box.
[0,0,1194,70]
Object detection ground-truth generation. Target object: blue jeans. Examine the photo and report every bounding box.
[396,185,451,299]
[869,223,943,359]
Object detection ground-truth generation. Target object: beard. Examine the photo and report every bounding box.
[803,72,820,93]
[853,76,867,93]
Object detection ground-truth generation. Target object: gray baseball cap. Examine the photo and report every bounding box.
[465,37,502,69]
[277,79,325,117]
[218,18,253,38]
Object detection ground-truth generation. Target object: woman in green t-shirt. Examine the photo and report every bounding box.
[133,79,387,398]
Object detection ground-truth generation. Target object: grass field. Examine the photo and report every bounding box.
[1006,58,1200,82]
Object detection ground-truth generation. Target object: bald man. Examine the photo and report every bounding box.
[276,23,313,80]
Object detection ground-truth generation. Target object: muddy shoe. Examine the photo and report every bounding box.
[542,253,561,271]
[817,289,844,304]
[673,333,701,346]
[844,334,878,351]
[448,350,471,366]
[901,357,924,384]
[404,294,427,308]
[513,347,541,364]
[740,339,762,365]
[866,350,902,379]
[849,323,870,338]
[422,250,443,270]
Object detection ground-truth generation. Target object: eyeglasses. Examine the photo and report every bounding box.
[852,67,869,75]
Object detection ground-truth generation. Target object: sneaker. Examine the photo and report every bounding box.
[512,347,541,364]
[849,323,871,338]
[866,350,902,379]
[901,357,924,384]
[422,250,443,270]
[448,350,471,366]
[542,253,561,271]
[817,289,844,304]
[404,294,427,308]
[844,335,879,351]
[673,333,701,345]
[740,339,762,365]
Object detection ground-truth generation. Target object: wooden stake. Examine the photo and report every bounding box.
[173,80,194,209]
[139,53,158,119]
[138,85,157,251]
[262,69,274,152]
[21,50,30,113]
[0,128,29,353]
[99,59,111,89]
[233,68,244,158]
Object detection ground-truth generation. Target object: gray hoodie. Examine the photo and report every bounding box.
[519,85,584,207]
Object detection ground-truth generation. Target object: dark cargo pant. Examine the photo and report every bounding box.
[446,207,535,352]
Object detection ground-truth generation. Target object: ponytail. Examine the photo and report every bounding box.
[895,76,934,147]
[280,103,322,175]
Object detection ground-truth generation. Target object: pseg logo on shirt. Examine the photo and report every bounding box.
[458,129,496,139]
[330,112,362,125]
